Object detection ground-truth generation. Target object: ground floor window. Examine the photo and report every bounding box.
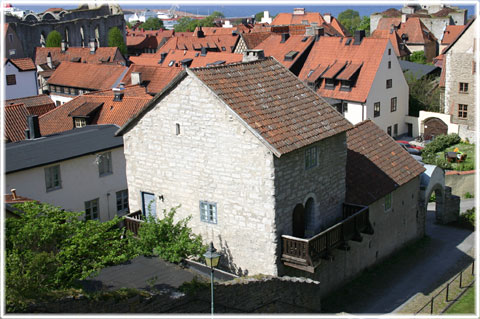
[85,198,99,220]
[458,104,468,118]
[116,190,129,215]
[200,201,217,224]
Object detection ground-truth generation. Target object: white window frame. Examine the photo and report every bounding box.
[116,190,129,215]
[45,165,62,192]
[97,151,112,177]
[75,118,86,128]
[85,198,99,220]
[200,201,217,224]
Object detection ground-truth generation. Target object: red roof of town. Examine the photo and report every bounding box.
[7,58,36,71]
[240,32,272,49]
[298,37,389,103]
[370,29,411,57]
[47,62,128,90]
[4,103,29,142]
[121,65,182,94]
[193,26,237,36]
[39,85,152,136]
[5,95,55,116]
[441,25,465,45]
[35,47,123,65]
[272,11,325,25]
[159,34,240,52]
[376,17,437,44]
[130,50,243,68]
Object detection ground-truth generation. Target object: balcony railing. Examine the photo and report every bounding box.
[124,210,144,236]
[282,203,373,273]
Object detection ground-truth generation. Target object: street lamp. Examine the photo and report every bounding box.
[203,241,221,315]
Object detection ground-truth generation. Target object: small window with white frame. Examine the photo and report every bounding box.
[200,201,217,224]
[97,151,112,177]
[305,146,317,169]
[385,193,392,211]
[85,198,99,220]
[116,189,129,215]
[74,118,86,128]
[45,165,61,191]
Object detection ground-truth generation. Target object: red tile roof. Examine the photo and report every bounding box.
[253,34,314,69]
[376,17,402,31]
[193,27,237,36]
[441,25,465,45]
[5,95,55,116]
[190,58,352,155]
[240,32,272,50]
[47,62,128,91]
[370,29,411,58]
[34,47,124,65]
[346,120,425,205]
[8,58,36,71]
[5,103,29,142]
[397,17,437,43]
[121,65,182,94]
[159,34,240,52]
[130,50,243,68]
[298,37,389,103]
[39,85,152,136]
[273,12,325,25]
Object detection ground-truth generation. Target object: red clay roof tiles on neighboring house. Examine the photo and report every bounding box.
[273,11,325,25]
[5,103,29,142]
[370,29,411,58]
[121,65,182,94]
[39,85,152,136]
[298,37,389,103]
[376,17,402,31]
[441,25,465,45]
[130,50,243,68]
[34,47,124,65]
[193,26,238,36]
[8,58,36,71]
[159,34,240,52]
[47,62,128,91]
[240,32,272,50]
[397,17,437,43]
[346,120,425,206]
[5,95,55,117]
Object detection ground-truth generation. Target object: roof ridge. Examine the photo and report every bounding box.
[190,56,274,71]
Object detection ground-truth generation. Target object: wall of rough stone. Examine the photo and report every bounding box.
[420,17,450,44]
[26,276,322,314]
[445,170,476,198]
[283,177,423,298]
[123,74,278,276]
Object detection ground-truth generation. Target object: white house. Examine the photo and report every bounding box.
[5,124,129,222]
[4,58,38,100]
[299,31,411,137]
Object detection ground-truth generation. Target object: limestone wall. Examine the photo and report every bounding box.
[445,170,476,198]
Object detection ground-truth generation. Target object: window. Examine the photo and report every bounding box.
[55,101,61,107]
[459,82,469,93]
[388,48,391,55]
[340,80,351,91]
[473,61,476,75]
[116,190,129,215]
[8,33,13,42]
[384,193,392,211]
[386,79,392,89]
[9,49,16,56]
[388,61,391,69]
[85,198,99,220]
[97,151,112,176]
[305,146,317,169]
[394,124,398,136]
[458,104,468,118]
[6,74,16,85]
[75,118,86,128]
[391,97,397,112]
[387,126,392,136]
[325,78,335,89]
[45,165,61,191]
[176,123,180,135]
[200,201,217,224]
[374,102,380,117]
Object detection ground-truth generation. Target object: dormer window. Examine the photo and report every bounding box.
[284,51,299,61]
[74,118,86,128]
[340,80,352,91]
[325,79,335,89]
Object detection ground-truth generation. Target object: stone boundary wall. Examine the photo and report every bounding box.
[26,276,322,314]
[445,170,476,198]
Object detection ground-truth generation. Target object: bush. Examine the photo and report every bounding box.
[459,207,475,227]
[135,207,206,263]
[45,30,62,47]
[107,27,127,55]
[422,134,461,165]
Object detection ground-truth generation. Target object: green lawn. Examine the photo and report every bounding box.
[444,285,475,314]
[438,142,475,171]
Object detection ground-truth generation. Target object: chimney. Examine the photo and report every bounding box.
[61,40,67,52]
[113,87,124,101]
[24,115,41,140]
[196,26,205,38]
[89,38,96,54]
[353,30,365,45]
[324,13,332,24]
[159,52,168,64]
[293,8,305,15]
[242,49,265,63]
[200,47,207,56]
[280,33,290,43]
[314,27,324,41]
[131,72,142,85]
[402,13,407,24]
[46,52,53,69]
[180,58,193,68]
[11,189,17,200]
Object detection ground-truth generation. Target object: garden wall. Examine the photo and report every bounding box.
[445,170,476,199]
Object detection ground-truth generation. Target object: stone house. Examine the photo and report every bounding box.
[117,54,425,293]
[4,58,38,100]
[298,32,411,137]
[4,23,25,59]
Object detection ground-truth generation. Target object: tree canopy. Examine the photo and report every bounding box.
[107,27,127,55]
[138,17,164,30]
[174,11,224,32]
[45,30,62,47]
[255,11,264,22]
[337,9,370,36]
[408,50,427,64]
[406,72,441,116]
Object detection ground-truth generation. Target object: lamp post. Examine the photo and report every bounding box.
[203,242,221,315]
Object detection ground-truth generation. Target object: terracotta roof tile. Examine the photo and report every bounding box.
[121,65,182,94]
[130,50,243,68]
[272,12,325,25]
[159,34,240,52]
[5,94,54,110]
[8,58,36,71]
[39,85,152,136]
[34,47,123,65]
[240,32,272,49]
[193,27,237,36]
[376,17,402,31]
[370,29,411,57]
[298,37,388,103]
[5,103,29,142]
[346,120,425,206]
[47,62,128,91]
[441,25,465,44]
[191,58,352,155]
[396,17,437,43]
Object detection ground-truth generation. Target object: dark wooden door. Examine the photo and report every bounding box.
[292,204,305,238]
[424,118,448,140]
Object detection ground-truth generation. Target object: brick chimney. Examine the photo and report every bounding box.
[61,40,67,52]
[293,8,305,15]
[242,49,265,63]
[89,38,96,54]
[323,13,332,24]
[46,52,53,69]
[196,26,205,38]
[354,30,365,45]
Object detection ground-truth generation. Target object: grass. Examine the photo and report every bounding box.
[444,285,475,314]
[439,142,476,171]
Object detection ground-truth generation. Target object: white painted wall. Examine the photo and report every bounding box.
[418,111,460,134]
[4,61,38,100]
[5,147,128,222]
[50,93,74,106]
[365,41,409,136]
[343,101,365,124]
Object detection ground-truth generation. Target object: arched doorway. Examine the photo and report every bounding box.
[424,117,448,140]
[426,185,445,224]
[304,197,316,237]
[292,204,305,238]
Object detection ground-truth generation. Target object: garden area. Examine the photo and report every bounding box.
[421,134,475,171]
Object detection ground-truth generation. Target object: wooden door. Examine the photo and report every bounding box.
[424,118,448,140]
[292,204,305,238]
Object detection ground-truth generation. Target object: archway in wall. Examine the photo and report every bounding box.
[424,117,448,140]
[425,184,445,230]
[292,204,305,238]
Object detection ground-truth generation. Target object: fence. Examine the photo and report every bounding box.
[415,261,475,315]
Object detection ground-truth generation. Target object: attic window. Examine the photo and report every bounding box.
[221,46,226,51]
[340,80,352,91]
[307,70,314,78]
[99,57,110,62]
[195,52,199,57]
[302,36,308,42]
[325,78,335,89]
[345,38,352,45]
[168,60,175,67]
[74,118,87,128]
[302,20,309,25]
[284,51,299,61]
[176,123,180,135]
[70,57,81,62]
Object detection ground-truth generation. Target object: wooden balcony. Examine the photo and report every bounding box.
[124,210,144,236]
[281,203,374,273]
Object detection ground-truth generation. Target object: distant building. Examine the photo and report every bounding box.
[4,58,38,100]
[4,23,25,58]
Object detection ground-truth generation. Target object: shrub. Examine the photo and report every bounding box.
[45,30,62,47]
[459,207,475,227]
[464,192,474,199]
[422,133,461,164]
[107,27,127,55]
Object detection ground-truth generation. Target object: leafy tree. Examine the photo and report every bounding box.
[358,15,371,36]
[138,17,164,30]
[338,9,361,35]
[174,11,224,32]
[255,11,264,22]
[45,30,62,47]
[174,16,196,32]
[405,72,441,116]
[408,50,427,64]
[107,27,127,55]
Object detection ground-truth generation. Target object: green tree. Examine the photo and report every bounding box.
[138,17,164,30]
[174,16,196,32]
[45,30,62,47]
[408,50,427,64]
[405,72,441,116]
[174,11,224,32]
[107,27,127,55]
[338,9,361,35]
[255,11,264,22]
[358,15,371,36]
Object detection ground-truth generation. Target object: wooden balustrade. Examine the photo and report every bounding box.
[124,210,144,236]
[282,204,373,273]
